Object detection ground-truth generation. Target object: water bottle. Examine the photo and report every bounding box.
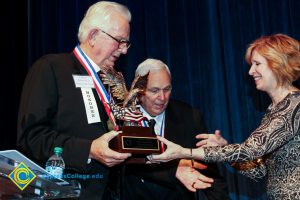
[45,147,65,179]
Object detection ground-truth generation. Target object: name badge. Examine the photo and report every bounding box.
[73,75,95,88]
[81,88,101,124]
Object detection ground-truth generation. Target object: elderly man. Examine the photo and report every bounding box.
[17,1,132,199]
[123,59,229,200]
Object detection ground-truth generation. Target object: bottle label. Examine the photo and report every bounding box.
[46,166,64,179]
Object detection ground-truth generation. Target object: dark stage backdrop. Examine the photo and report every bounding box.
[4,0,300,199]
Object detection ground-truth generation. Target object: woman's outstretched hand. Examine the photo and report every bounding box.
[150,136,186,163]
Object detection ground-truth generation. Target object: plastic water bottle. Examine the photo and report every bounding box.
[45,147,65,179]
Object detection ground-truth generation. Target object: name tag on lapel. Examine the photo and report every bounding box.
[73,75,95,88]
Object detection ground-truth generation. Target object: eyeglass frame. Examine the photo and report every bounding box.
[100,29,131,49]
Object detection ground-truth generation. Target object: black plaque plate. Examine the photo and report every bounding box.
[109,126,162,154]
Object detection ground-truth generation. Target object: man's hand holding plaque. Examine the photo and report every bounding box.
[99,67,162,163]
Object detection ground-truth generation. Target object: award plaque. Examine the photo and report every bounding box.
[109,126,162,154]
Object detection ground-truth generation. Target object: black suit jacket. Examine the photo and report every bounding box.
[17,52,114,199]
[123,100,229,200]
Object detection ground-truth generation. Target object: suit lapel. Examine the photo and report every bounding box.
[71,52,89,75]
[70,51,109,127]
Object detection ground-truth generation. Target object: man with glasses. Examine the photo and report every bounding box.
[123,59,229,200]
[17,1,132,199]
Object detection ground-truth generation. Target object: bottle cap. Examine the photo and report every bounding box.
[54,147,63,154]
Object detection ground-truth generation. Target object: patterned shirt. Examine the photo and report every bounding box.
[204,91,300,200]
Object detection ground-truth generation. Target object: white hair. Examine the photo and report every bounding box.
[78,1,131,42]
[135,58,171,77]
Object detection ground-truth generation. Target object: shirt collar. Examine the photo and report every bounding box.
[140,106,165,124]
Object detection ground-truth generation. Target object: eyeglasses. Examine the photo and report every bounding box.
[146,86,172,95]
[100,29,131,49]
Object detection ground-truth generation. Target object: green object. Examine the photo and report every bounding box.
[54,147,63,154]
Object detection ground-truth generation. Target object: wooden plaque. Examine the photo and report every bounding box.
[109,126,162,154]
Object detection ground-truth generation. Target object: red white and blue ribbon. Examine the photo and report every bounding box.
[73,45,118,130]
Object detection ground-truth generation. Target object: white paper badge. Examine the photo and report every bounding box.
[73,75,95,88]
[81,88,101,124]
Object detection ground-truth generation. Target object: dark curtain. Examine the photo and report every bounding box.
[4,0,300,199]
